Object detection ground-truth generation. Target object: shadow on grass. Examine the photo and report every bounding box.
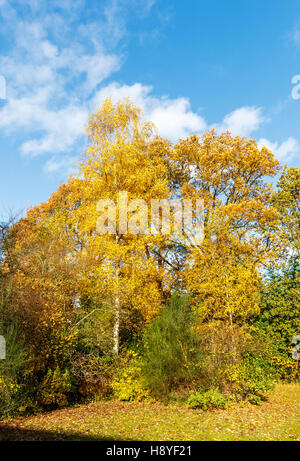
[0,424,123,441]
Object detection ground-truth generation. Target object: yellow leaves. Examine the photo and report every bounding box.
[271,356,299,382]
[111,351,150,402]
[2,98,288,359]
[61,99,172,326]
[169,129,283,324]
[187,236,261,323]
[172,129,280,199]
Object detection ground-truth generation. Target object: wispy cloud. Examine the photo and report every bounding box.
[0,0,166,167]
[292,27,300,48]
[0,1,123,156]
[213,106,266,137]
[258,137,299,163]
[43,154,79,175]
[92,82,207,139]
[0,0,298,175]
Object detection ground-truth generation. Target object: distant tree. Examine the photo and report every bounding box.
[259,262,300,347]
[142,294,202,397]
[170,130,281,324]
[272,166,299,264]
[259,167,300,347]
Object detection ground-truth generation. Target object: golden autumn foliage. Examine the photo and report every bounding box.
[169,130,281,323]
[3,100,284,353]
[64,99,175,353]
[1,98,297,418]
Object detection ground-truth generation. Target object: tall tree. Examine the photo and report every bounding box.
[66,99,172,354]
[272,166,300,266]
[259,167,300,346]
[169,130,281,324]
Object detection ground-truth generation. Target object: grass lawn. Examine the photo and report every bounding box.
[0,384,299,441]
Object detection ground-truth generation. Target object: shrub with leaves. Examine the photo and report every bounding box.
[271,355,299,382]
[70,352,115,399]
[223,354,275,403]
[0,322,27,419]
[111,351,150,402]
[142,294,203,399]
[38,366,73,408]
[187,389,227,410]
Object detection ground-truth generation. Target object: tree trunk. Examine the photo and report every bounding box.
[113,292,120,355]
[113,233,120,355]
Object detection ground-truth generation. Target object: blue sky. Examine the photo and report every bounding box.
[0,0,299,215]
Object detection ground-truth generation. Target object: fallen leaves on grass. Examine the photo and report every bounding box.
[0,384,299,441]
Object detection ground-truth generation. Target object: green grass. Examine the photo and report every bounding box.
[0,384,299,441]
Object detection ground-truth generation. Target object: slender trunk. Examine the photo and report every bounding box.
[225,273,236,360]
[113,233,120,355]
[113,292,120,355]
[225,273,232,325]
[228,310,233,327]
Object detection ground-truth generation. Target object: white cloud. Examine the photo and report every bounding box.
[0,0,297,177]
[0,2,121,158]
[0,0,163,165]
[0,85,89,156]
[150,99,206,139]
[44,155,79,175]
[21,106,89,156]
[258,137,299,162]
[92,82,207,139]
[214,106,266,137]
